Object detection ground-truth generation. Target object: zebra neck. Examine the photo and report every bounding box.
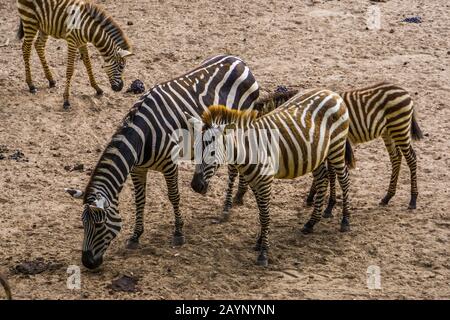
[85,120,146,206]
[82,9,129,59]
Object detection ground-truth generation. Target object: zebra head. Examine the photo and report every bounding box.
[102,48,133,92]
[186,114,232,195]
[65,188,121,269]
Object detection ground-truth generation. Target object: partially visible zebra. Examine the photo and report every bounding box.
[306,82,423,215]
[187,89,353,266]
[65,55,259,269]
[17,0,133,109]
[0,274,11,300]
[227,82,423,219]
[219,89,299,221]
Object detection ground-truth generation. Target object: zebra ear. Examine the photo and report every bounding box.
[118,48,134,58]
[65,188,84,199]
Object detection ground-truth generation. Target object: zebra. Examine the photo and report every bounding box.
[227,83,423,219]
[0,274,12,300]
[305,82,423,215]
[219,88,299,221]
[65,55,259,269]
[186,89,354,266]
[16,0,133,109]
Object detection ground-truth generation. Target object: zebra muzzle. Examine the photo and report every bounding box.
[82,251,103,269]
[191,174,208,195]
[111,80,124,92]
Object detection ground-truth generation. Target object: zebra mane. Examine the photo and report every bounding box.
[202,105,259,127]
[254,89,299,115]
[84,1,131,50]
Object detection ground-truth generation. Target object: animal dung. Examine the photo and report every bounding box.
[126,79,146,94]
[107,275,140,293]
[402,16,422,24]
[274,85,289,93]
[14,258,63,275]
[0,146,28,162]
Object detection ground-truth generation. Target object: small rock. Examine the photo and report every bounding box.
[127,21,134,26]
[72,164,84,171]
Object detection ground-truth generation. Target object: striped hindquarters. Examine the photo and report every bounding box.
[254,89,348,179]
[341,82,415,144]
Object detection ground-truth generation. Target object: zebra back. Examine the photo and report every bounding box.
[254,89,299,115]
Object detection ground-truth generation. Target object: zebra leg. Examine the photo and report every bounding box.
[233,173,249,206]
[323,165,336,218]
[305,177,317,206]
[399,144,419,209]
[34,31,55,88]
[332,164,351,232]
[126,170,148,249]
[301,163,328,234]
[62,42,77,109]
[380,135,402,206]
[79,45,103,96]
[164,166,185,246]
[251,178,273,267]
[21,26,38,93]
[220,165,238,222]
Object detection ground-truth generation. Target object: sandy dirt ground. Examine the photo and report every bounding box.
[0,0,449,300]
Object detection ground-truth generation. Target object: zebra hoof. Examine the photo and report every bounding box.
[379,194,392,206]
[63,101,71,110]
[96,89,104,96]
[305,201,314,207]
[301,222,314,234]
[172,234,185,246]
[29,86,37,94]
[233,196,244,206]
[220,212,231,223]
[340,218,350,232]
[256,251,268,267]
[126,239,139,250]
[322,210,333,218]
[49,80,56,88]
[408,195,417,210]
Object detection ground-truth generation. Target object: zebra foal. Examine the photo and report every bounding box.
[187,89,354,266]
[17,0,133,109]
[306,82,423,215]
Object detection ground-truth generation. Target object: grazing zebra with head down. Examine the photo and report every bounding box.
[187,89,353,266]
[65,55,259,269]
[227,83,423,218]
[17,0,133,109]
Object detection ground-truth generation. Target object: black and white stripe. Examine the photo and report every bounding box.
[66,55,259,269]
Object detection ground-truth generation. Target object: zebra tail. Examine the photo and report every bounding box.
[345,139,356,169]
[411,111,424,141]
[17,19,24,40]
[0,274,12,300]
